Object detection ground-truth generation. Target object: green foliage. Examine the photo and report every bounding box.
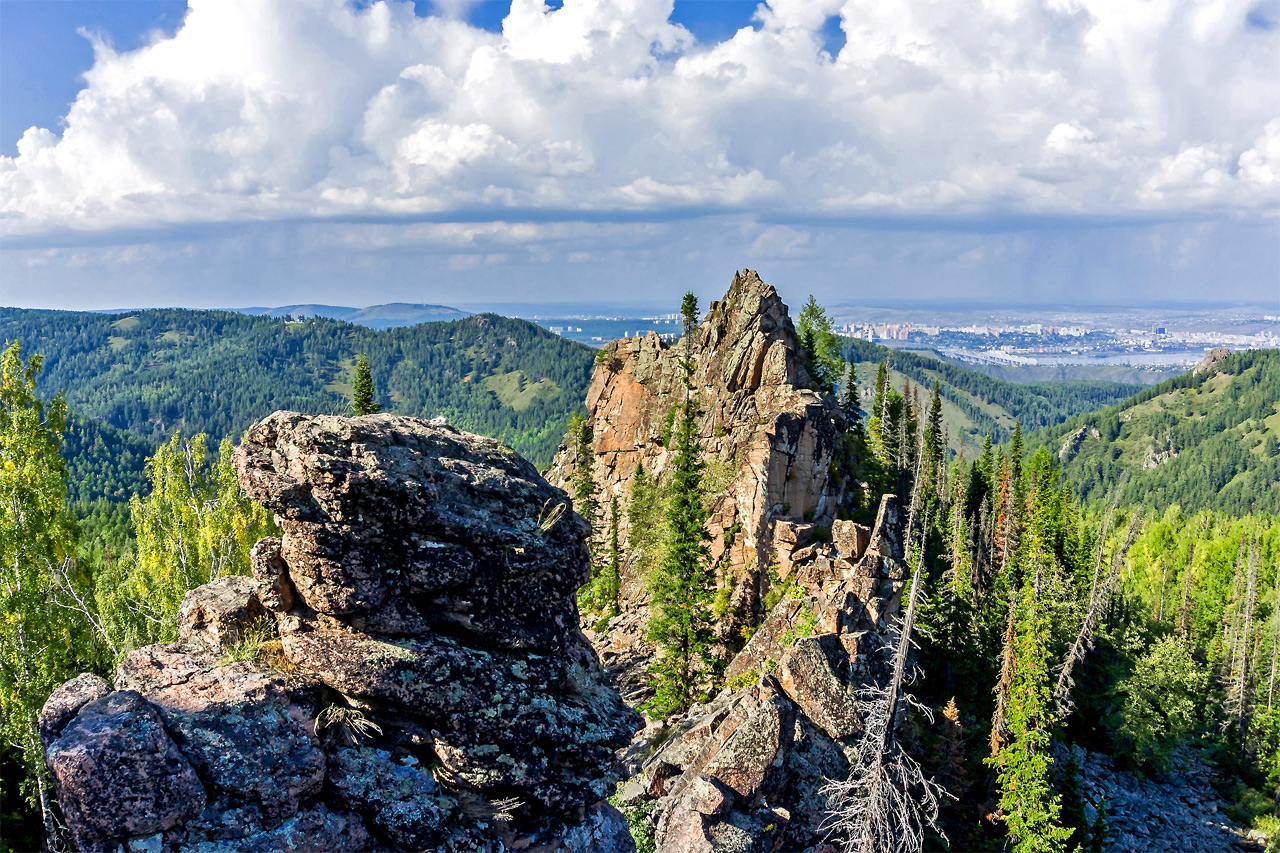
[986,580,1075,853]
[1117,636,1207,772]
[646,300,716,720]
[0,307,593,470]
[217,618,277,667]
[0,341,88,825]
[627,462,667,579]
[95,433,277,654]
[608,787,657,853]
[843,336,1143,450]
[351,353,381,415]
[796,295,843,393]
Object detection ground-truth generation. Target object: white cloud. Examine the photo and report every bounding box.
[1,0,1276,242]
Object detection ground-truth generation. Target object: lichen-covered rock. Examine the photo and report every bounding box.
[45,691,205,852]
[177,575,266,650]
[116,646,325,821]
[42,413,639,852]
[249,536,295,611]
[39,672,111,751]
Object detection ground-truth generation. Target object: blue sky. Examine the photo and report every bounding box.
[1,0,1277,312]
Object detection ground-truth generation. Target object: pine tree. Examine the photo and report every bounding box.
[922,381,945,498]
[646,294,715,719]
[570,416,610,615]
[604,496,622,616]
[351,353,381,415]
[986,577,1074,853]
[797,295,842,393]
[841,360,865,434]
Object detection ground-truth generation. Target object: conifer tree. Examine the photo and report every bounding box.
[797,295,842,393]
[841,360,865,434]
[646,293,715,719]
[923,381,944,482]
[604,496,622,616]
[572,416,605,612]
[351,353,381,415]
[986,577,1073,853]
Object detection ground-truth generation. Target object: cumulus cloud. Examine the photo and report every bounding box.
[0,0,1276,242]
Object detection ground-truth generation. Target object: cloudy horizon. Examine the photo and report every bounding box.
[1,0,1277,312]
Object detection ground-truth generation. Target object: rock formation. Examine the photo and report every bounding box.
[547,269,854,685]
[41,412,640,853]
[627,493,909,852]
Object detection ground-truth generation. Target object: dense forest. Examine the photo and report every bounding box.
[1029,348,1280,515]
[0,307,596,471]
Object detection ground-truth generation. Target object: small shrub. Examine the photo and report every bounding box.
[725,670,758,691]
[218,618,276,667]
[315,704,383,747]
[1226,783,1273,828]
[608,787,657,853]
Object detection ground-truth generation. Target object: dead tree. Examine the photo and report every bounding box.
[1225,540,1258,752]
[1053,509,1143,719]
[821,511,949,853]
[1177,538,1197,639]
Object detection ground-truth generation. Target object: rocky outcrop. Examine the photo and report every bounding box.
[548,270,854,685]
[1193,346,1231,375]
[628,493,909,852]
[42,412,641,853]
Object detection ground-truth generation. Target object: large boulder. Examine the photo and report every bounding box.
[44,691,206,853]
[42,413,640,852]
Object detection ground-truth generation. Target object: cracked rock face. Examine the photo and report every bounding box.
[548,269,852,685]
[636,493,909,852]
[42,413,641,852]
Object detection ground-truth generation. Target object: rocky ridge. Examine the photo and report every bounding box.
[547,269,853,688]
[41,412,640,853]
[624,493,909,852]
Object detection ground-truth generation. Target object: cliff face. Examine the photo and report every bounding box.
[41,412,640,853]
[547,270,850,666]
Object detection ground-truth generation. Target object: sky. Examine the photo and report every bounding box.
[0,0,1277,312]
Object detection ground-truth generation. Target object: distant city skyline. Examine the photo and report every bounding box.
[2,0,1277,310]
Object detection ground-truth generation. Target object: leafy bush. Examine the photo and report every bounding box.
[1117,637,1207,773]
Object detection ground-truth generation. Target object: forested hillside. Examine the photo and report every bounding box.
[1029,348,1280,515]
[842,337,1144,455]
[0,307,595,472]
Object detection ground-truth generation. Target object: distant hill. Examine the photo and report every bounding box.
[1028,348,1280,515]
[842,338,1146,456]
[234,302,470,328]
[3,304,1152,507]
[1,307,593,490]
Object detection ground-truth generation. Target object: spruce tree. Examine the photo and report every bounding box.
[351,353,381,415]
[572,416,603,612]
[841,360,865,433]
[604,496,622,615]
[646,293,715,719]
[986,546,1073,852]
[923,381,945,483]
